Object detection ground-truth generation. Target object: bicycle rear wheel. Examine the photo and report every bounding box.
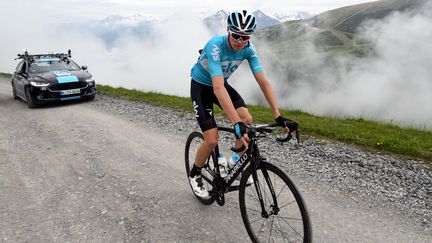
[239,161,312,243]
[185,131,217,205]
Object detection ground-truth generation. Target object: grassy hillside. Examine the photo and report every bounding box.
[311,0,426,34]
[97,85,432,163]
[0,73,12,78]
[256,0,427,57]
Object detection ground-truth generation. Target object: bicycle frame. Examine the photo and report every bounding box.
[211,126,258,190]
[202,126,279,214]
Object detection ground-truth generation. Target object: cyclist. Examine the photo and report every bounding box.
[189,10,298,198]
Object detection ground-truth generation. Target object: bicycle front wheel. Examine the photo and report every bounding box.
[184,131,217,205]
[239,161,312,243]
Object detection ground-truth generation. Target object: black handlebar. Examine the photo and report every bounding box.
[223,122,300,152]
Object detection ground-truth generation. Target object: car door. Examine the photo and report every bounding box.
[12,61,23,97]
[13,61,27,97]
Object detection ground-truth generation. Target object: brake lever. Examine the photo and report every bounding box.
[276,129,301,144]
[276,134,292,143]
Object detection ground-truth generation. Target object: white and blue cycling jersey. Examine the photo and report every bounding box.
[191,35,263,86]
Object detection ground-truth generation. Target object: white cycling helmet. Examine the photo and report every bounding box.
[227,10,257,35]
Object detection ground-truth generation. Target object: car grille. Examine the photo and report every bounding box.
[50,81,87,91]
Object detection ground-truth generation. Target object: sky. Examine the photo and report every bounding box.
[1,0,431,129]
[101,0,375,16]
[0,0,375,21]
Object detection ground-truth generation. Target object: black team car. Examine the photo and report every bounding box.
[11,50,96,108]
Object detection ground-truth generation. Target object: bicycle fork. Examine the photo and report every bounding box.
[251,161,280,218]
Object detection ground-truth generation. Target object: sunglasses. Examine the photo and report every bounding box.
[230,31,251,42]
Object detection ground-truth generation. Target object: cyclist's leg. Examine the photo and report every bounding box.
[190,80,218,197]
[194,128,218,168]
[190,80,219,169]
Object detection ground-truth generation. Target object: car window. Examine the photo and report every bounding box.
[28,59,81,73]
[15,61,23,73]
[22,62,27,73]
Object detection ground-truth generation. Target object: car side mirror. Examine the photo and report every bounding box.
[81,66,88,71]
[17,70,26,77]
[18,72,28,78]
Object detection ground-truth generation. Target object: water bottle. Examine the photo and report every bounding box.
[218,153,228,178]
[228,152,240,168]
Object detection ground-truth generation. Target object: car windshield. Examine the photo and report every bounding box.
[28,58,81,73]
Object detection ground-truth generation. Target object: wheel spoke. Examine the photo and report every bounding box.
[245,207,262,214]
[268,215,274,243]
[276,214,303,238]
[247,188,260,201]
[249,216,265,224]
[240,163,310,243]
[279,200,297,210]
[277,215,303,221]
[275,216,291,242]
[257,218,267,239]
[276,184,288,199]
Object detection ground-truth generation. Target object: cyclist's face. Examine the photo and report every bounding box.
[228,30,251,51]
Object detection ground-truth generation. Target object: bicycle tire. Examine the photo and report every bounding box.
[239,161,312,243]
[184,131,217,205]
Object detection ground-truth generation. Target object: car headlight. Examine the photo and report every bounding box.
[30,81,50,87]
[85,77,95,82]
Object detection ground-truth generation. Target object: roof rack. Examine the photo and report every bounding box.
[15,49,72,63]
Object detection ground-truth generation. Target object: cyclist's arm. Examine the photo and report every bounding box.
[212,76,242,125]
[204,40,243,125]
[245,43,281,118]
[254,71,281,119]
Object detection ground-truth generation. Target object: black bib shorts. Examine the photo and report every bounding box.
[190,79,246,132]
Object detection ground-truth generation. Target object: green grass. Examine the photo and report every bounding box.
[97,84,432,163]
[97,85,193,112]
[0,72,12,78]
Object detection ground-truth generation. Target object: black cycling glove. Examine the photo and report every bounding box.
[275,116,299,132]
[234,122,247,139]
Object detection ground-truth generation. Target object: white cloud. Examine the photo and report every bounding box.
[254,2,432,129]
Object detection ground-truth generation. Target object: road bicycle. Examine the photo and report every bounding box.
[185,122,312,242]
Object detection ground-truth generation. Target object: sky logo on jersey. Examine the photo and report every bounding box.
[211,44,220,61]
[222,62,239,74]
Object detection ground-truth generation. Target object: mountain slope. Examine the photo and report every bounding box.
[252,10,280,28]
[311,0,426,33]
[256,0,428,55]
[203,9,282,33]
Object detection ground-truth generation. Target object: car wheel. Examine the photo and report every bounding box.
[87,94,96,101]
[25,87,37,108]
[12,83,19,100]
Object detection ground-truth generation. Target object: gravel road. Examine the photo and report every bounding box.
[1,76,431,242]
